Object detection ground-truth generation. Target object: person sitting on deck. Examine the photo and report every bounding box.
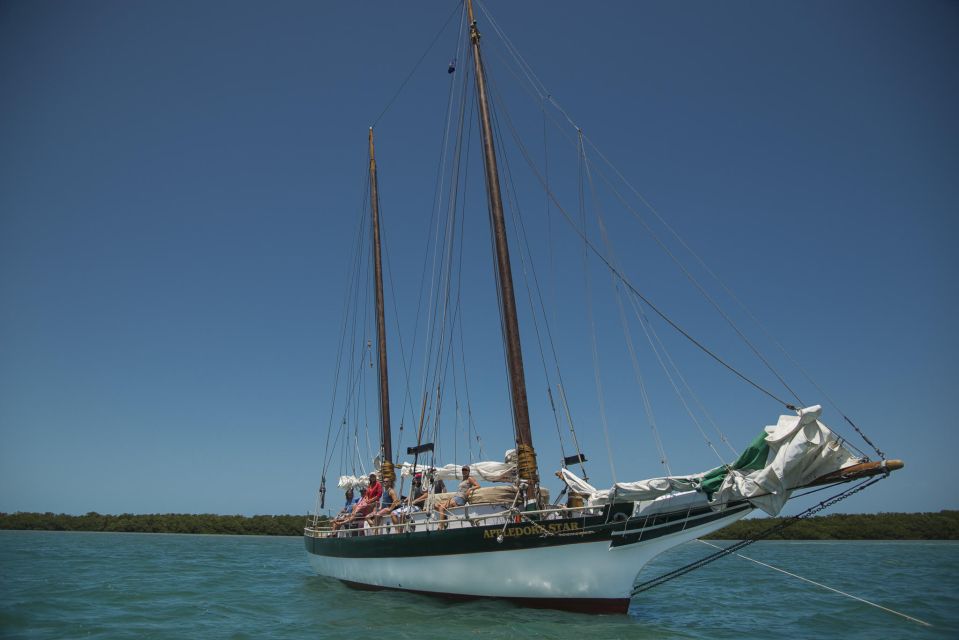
[331,488,365,533]
[340,473,381,535]
[339,488,358,514]
[391,473,428,529]
[367,478,399,532]
[364,473,383,508]
[436,465,480,527]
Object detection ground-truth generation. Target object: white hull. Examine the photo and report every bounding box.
[306,507,749,610]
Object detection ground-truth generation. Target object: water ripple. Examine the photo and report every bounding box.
[1,532,956,639]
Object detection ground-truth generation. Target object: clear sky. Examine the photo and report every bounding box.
[1,1,956,517]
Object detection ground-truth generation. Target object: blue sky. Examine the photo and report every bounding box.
[1,1,956,517]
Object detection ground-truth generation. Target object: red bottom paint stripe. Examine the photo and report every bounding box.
[338,580,630,615]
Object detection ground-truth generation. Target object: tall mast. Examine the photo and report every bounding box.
[368,128,394,480]
[466,0,539,493]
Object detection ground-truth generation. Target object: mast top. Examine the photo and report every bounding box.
[467,0,479,42]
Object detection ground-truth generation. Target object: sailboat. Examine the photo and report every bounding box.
[305,0,902,614]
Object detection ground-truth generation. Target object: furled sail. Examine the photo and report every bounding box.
[336,451,518,489]
[710,405,860,515]
[559,406,860,516]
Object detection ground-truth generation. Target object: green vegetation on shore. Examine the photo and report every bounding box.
[704,510,958,540]
[1,510,956,539]
[0,512,326,536]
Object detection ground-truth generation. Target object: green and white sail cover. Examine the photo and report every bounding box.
[560,405,860,516]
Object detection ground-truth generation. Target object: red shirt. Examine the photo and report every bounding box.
[365,480,383,504]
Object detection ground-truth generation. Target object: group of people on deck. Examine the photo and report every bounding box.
[330,465,480,535]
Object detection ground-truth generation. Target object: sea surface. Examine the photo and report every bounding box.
[1,530,956,639]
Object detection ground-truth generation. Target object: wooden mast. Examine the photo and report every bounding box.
[368,128,394,478]
[466,0,539,493]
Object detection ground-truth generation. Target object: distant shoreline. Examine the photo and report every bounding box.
[0,512,322,537]
[702,510,958,541]
[1,510,956,539]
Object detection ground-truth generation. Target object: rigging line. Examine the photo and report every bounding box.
[353,235,374,473]
[423,67,472,439]
[695,542,932,628]
[582,132,843,409]
[457,317,487,460]
[327,207,374,474]
[431,145,471,463]
[448,137,477,465]
[424,147,463,451]
[484,66,566,457]
[361,217,376,468]
[449,314,467,464]
[406,28,471,461]
[595,139,729,469]
[488,101,797,411]
[476,8,823,425]
[577,131,617,484]
[611,280,672,475]
[585,127,728,467]
[579,143,674,473]
[378,203,417,461]
[471,58,520,440]
[481,39,587,206]
[489,29,827,414]
[438,297,467,461]
[476,0,579,130]
[584,147,737,458]
[447,84,486,463]
[361,340,374,469]
[484,63,589,478]
[479,0,805,420]
[524,66,807,410]
[632,477,883,596]
[477,0,581,134]
[416,45,469,446]
[371,1,464,129]
[585,156,806,409]
[498,107,568,467]
[475,1,547,100]
[542,98,554,342]
[474,18,821,422]
[631,290,738,457]
[448,138,487,465]
[624,287,728,466]
[593,130,879,453]
[426,42,472,406]
[322,172,371,476]
[420,22,468,408]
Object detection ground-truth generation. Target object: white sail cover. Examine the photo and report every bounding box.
[337,451,517,489]
[397,457,515,483]
[558,406,859,516]
[557,468,706,506]
[711,405,858,515]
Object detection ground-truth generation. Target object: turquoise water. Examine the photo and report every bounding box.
[1,531,956,638]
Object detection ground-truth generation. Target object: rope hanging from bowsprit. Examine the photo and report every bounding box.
[630,476,884,596]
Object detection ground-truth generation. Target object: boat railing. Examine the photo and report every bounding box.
[303,502,607,539]
[301,489,746,540]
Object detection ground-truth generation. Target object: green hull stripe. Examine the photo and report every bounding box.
[305,503,748,559]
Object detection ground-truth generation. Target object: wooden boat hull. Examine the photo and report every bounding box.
[304,502,751,613]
